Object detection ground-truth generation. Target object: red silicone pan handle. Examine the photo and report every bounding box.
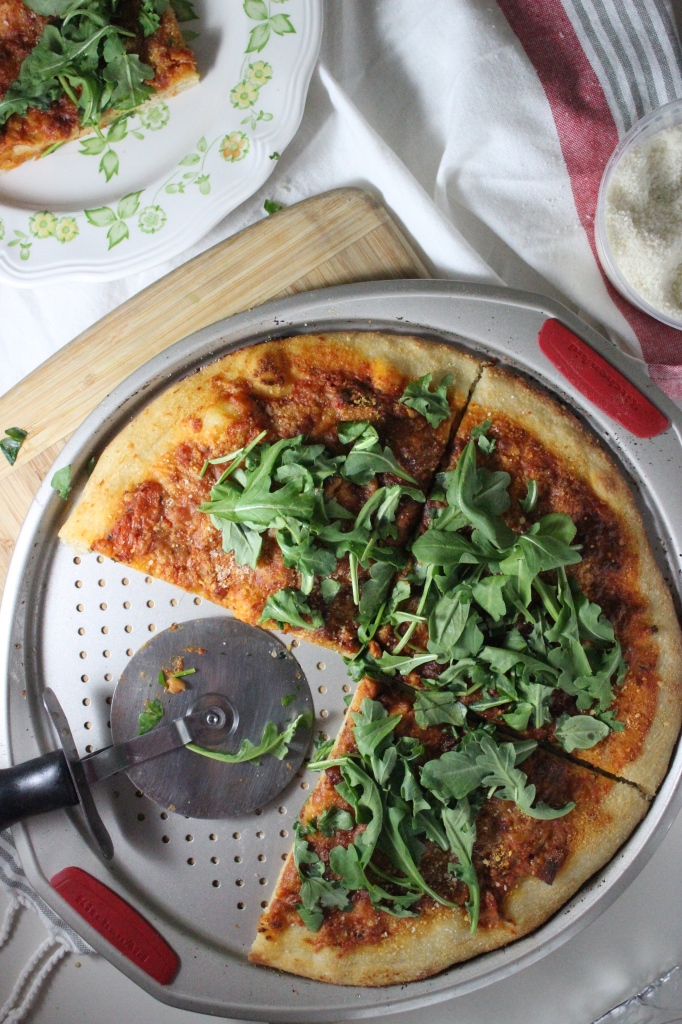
[50,866,178,985]
[538,319,669,439]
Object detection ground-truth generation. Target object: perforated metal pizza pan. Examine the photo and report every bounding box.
[2,280,682,1023]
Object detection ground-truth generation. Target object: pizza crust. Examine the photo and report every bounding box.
[456,365,682,797]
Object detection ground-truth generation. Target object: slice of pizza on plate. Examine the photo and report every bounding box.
[0,0,199,174]
[60,332,482,655]
[249,676,647,986]
[363,365,682,797]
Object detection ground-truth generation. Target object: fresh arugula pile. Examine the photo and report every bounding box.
[197,391,445,632]
[293,696,573,933]
[0,0,196,130]
[350,423,627,754]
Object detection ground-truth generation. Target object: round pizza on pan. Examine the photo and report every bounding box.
[59,331,682,986]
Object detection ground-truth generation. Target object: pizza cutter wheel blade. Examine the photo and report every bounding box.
[0,618,314,859]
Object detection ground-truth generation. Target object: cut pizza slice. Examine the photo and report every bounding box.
[60,332,482,655]
[250,677,647,986]
[0,0,199,174]
[364,365,682,797]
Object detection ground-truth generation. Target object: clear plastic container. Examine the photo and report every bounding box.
[595,98,682,330]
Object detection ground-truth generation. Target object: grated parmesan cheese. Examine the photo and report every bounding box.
[605,123,682,321]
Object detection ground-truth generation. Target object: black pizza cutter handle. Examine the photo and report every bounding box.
[0,750,78,832]
[0,689,114,859]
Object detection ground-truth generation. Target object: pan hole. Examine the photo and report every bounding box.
[278,806,286,814]
[237,902,244,910]
[291,639,299,648]
[98,580,106,587]
[123,601,131,610]
[261,900,267,908]
[186,835,193,842]
[256,831,264,839]
[342,684,350,693]
[104,673,112,682]
[137,814,145,822]
[209,833,217,841]
[320,732,329,741]
[258,878,267,886]
[81,675,88,683]
[124,625,132,633]
[97,556,104,564]
[82,698,90,706]
[103,650,110,658]
[136,790,143,798]
[85,745,94,754]
[148,624,156,632]
[193,597,201,605]
[317,662,325,671]
[147,600,154,608]
[106,696,112,705]
[281,853,287,861]
[236,879,244,887]
[300,781,309,790]
[76,604,84,612]
[160,812,168,820]
[211,856,219,865]
[234,855,242,863]
[187,858,195,865]
[257,854,266,862]
[318,685,326,694]
[122,578,129,586]
[320,709,328,718]
[101,626,109,635]
[212,880,220,888]
[162,836,170,844]
[99,602,107,611]
[75,581,83,589]
[145,576,153,584]
[280,830,288,838]
[170,598,178,606]
[73,557,81,565]
[232,832,240,840]
[84,722,92,730]
[78,627,85,636]
[254,809,262,816]
[126,649,133,657]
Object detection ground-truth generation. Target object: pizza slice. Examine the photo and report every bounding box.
[362,365,682,797]
[0,0,199,174]
[60,333,482,655]
[249,677,647,985]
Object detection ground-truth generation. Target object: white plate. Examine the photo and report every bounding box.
[0,0,322,285]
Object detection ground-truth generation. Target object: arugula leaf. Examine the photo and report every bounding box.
[0,427,27,466]
[320,578,341,604]
[400,373,452,428]
[554,714,610,752]
[476,734,574,819]
[138,697,163,735]
[351,698,401,762]
[188,711,311,765]
[260,590,323,631]
[317,807,354,836]
[51,465,72,500]
[413,690,467,728]
[139,0,168,35]
[444,441,515,549]
[519,480,538,513]
[442,800,479,932]
[421,748,488,802]
[171,0,198,19]
[339,421,417,486]
[264,199,283,214]
[470,419,496,454]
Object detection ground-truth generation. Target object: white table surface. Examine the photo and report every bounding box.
[3,4,682,1023]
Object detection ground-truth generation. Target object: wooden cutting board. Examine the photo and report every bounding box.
[0,187,428,597]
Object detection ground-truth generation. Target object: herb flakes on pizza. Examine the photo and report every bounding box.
[249,677,647,986]
[0,0,199,174]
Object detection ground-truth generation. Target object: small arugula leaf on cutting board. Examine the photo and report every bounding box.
[0,427,27,466]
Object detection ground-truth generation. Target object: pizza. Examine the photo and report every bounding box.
[249,677,647,985]
[58,331,682,985]
[0,0,198,174]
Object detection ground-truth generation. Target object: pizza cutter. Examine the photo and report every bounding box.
[0,618,314,860]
